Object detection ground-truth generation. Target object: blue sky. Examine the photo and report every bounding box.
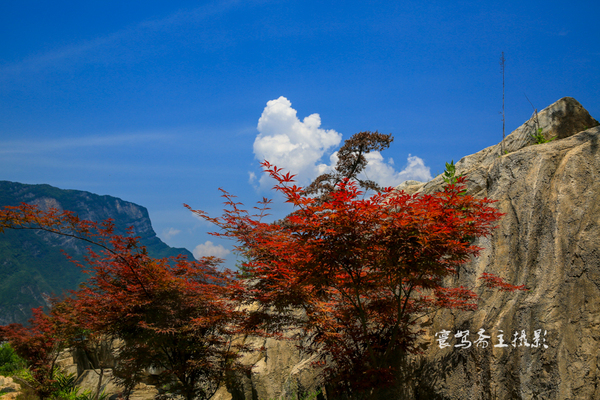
[1,0,599,269]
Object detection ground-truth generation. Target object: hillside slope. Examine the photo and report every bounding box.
[0,181,194,325]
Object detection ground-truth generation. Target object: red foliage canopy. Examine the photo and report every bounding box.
[0,204,249,400]
[0,308,67,400]
[187,160,526,396]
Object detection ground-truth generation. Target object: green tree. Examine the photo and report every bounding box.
[0,342,26,376]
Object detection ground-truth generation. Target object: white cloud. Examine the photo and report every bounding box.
[248,171,257,184]
[162,227,181,240]
[193,240,230,260]
[360,153,432,188]
[251,96,432,191]
[253,96,342,188]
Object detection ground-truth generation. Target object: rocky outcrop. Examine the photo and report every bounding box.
[409,98,600,399]
[74,369,158,400]
[214,337,324,400]
[414,96,599,196]
[212,97,600,400]
[56,345,160,400]
[0,376,21,400]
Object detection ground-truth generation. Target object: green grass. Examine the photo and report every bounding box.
[0,343,26,377]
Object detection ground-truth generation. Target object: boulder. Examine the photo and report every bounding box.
[56,349,78,376]
[75,369,122,398]
[75,369,159,400]
[0,376,21,400]
[395,179,426,195]
[212,336,325,400]
[453,96,598,176]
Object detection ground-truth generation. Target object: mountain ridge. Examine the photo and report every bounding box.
[0,180,194,325]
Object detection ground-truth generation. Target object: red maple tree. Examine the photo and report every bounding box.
[0,204,249,400]
[68,239,248,400]
[0,307,69,400]
[187,160,526,398]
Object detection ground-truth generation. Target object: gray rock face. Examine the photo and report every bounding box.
[411,101,600,399]
[411,97,599,197]
[74,369,158,400]
[213,98,600,400]
[212,336,324,400]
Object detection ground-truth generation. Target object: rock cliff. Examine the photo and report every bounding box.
[212,97,600,400]
[411,97,600,400]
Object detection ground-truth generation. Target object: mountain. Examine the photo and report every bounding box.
[0,181,194,325]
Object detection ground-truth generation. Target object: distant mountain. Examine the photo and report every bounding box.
[0,180,194,325]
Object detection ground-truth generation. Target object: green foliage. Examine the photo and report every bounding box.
[50,369,106,400]
[442,161,466,195]
[0,343,26,376]
[52,383,100,400]
[52,370,77,396]
[71,391,109,400]
[13,367,34,382]
[295,389,322,400]
[522,99,555,145]
[13,368,108,400]
[442,160,459,185]
[0,342,26,376]
[531,127,555,144]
